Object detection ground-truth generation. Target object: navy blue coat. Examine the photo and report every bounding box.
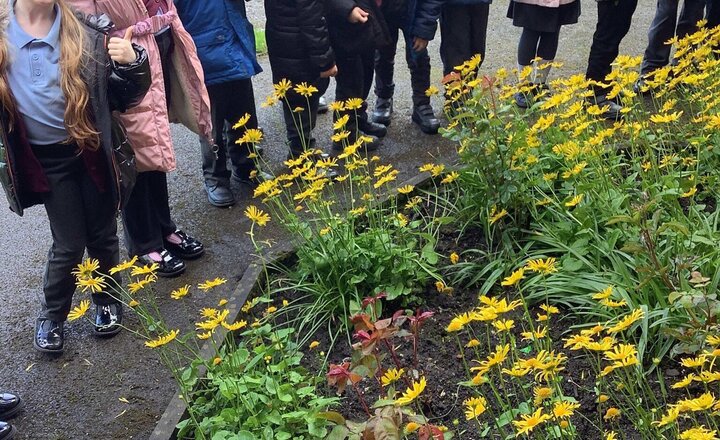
[174,0,262,85]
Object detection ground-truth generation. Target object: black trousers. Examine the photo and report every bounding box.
[706,0,720,27]
[373,11,432,108]
[335,47,375,127]
[586,0,639,95]
[121,170,177,257]
[36,145,120,322]
[200,78,258,185]
[642,0,705,74]
[277,75,330,154]
[439,3,490,76]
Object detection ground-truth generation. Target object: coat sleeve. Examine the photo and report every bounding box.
[411,0,444,41]
[298,0,335,72]
[108,43,151,113]
[325,0,358,21]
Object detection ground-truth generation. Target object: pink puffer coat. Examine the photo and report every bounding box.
[512,0,575,7]
[68,0,213,173]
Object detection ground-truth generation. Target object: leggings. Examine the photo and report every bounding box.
[518,28,560,65]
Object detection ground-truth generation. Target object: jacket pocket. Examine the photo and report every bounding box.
[192,28,231,75]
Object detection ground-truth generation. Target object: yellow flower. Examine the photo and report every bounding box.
[109,256,138,275]
[679,392,716,412]
[333,114,350,130]
[131,263,158,277]
[395,377,426,406]
[328,101,344,112]
[349,206,366,216]
[245,205,271,226]
[552,401,580,419]
[653,406,680,426]
[450,252,460,264]
[465,339,481,348]
[501,268,525,287]
[650,110,683,124]
[597,394,610,404]
[681,355,707,368]
[681,186,698,198]
[67,300,91,321]
[198,278,227,292]
[381,368,404,386]
[397,185,414,194]
[606,432,618,440]
[344,98,363,110]
[404,422,421,434]
[222,320,247,331]
[309,340,320,350]
[679,426,718,440]
[513,408,551,436]
[525,257,558,275]
[128,300,140,307]
[533,386,553,405]
[603,407,621,420]
[128,275,155,293]
[593,286,614,300]
[294,82,318,97]
[72,259,99,280]
[521,326,548,341]
[540,304,559,315]
[464,396,487,420]
[197,331,212,340]
[606,308,644,333]
[565,194,584,208]
[489,206,508,225]
[232,113,251,129]
[707,335,720,346]
[492,319,515,332]
[425,85,440,97]
[145,329,179,348]
[261,94,278,107]
[238,128,263,144]
[213,357,222,366]
[78,276,107,294]
[218,299,228,307]
[441,171,460,184]
[672,374,696,389]
[273,79,292,98]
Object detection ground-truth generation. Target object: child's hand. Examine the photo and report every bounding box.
[108,27,137,65]
[348,7,369,23]
[320,64,338,78]
[412,37,428,52]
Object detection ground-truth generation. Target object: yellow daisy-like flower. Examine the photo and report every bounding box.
[333,114,350,130]
[425,85,440,97]
[244,205,271,226]
[526,257,558,275]
[78,276,107,294]
[489,207,508,225]
[492,319,515,332]
[232,113,252,130]
[681,355,707,368]
[218,299,228,307]
[67,300,91,321]
[513,408,551,436]
[128,275,155,294]
[441,171,460,184]
[145,329,179,348]
[197,331,212,340]
[605,432,618,440]
[501,268,525,286]
[222,320,247,331]
[349,206,367,216]
[552,401,580,419]
[273,78,292,98]
[463,396,487,420]
[309,340,320,350]
[294,82,318,97]
[344,98,363,110]
[239,128,263,144]
[565,194,584,208]
[606,308,644,333]
[128,299,140,307]
[395,377,426,406]
[198,278,228,292]
[73,258,100,280]
[328,101,344,112]
[450,252,460,264]
[679,426,718,440]
[533,386,553,405]
[465,339,481,348]
[681,186,698,198]
[397,185,414,194]
[603,407,621,421]
[130,263,158,277]
[109,256,138,275]
[381,368,404,386]
[404,422,421,434]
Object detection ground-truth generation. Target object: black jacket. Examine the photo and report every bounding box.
[0,13,150,215]
[325,0,392,54]
[265,0,335,80]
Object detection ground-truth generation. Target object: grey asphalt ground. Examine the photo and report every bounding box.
[0,2,656,439]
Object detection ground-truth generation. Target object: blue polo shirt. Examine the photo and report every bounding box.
[7,4,68,146]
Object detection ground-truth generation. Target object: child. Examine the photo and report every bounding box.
[175,0,264,207]
[0,0,150,352]
[326,0,391,150]
[507,0,580,108]
[264,0,337,158]
[371,0,443,134]
[70,0,211,275]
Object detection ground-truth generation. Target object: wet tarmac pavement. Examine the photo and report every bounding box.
[0,3,654,439]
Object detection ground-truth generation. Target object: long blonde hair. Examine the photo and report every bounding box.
[0,0,100,150]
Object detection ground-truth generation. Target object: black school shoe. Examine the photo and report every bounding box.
[358,118,388,138]
[0,421,15,440]
[372,97,393,126]
[163,230,204,260]
[34,318,64,353]
[94,303,123,337]
[137,250,185,278]
[412,104,441,134]
[0,392,23,420]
